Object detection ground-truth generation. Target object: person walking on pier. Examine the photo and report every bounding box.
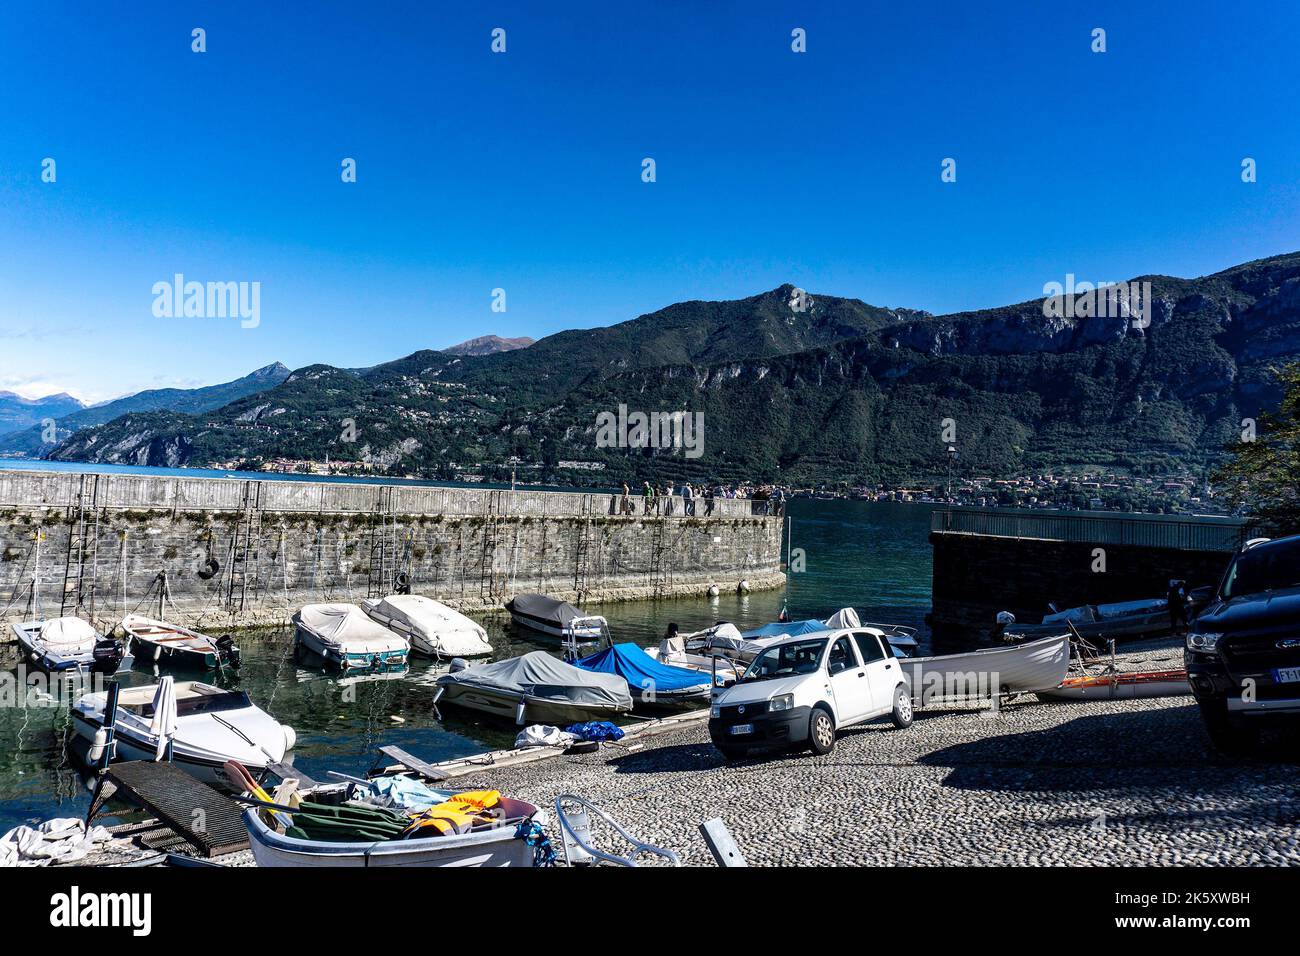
[642,481,655,515]
[621,481,633,515]
[662,481,674,516]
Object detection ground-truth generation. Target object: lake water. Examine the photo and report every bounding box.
[0,497,939,833]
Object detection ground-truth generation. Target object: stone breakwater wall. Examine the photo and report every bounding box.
[0,471,785,632]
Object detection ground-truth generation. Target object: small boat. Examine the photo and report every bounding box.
[687,607,919,663]
[11,617,123,673]
[1036,669,1190,701]
[71,680,296,784]
[505,594,604,641]
[292,603,410,671]
[901,633,1072,706]
[361,595,491,658]
[240,773,543,867]
[1000,598,1171,644]
[120,613,239,670]
[574,642,713,705]
[434,651,633,724]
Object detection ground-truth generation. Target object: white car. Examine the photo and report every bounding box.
[708,628,913,759]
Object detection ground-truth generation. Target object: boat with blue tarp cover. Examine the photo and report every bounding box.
[575,642,713,704]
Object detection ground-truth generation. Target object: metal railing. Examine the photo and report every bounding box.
[930,506,1247,552]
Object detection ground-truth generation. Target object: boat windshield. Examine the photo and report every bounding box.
[740,638,827,682]
[1222,537,1300,599]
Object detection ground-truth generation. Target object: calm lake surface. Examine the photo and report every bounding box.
[0,497,938,832]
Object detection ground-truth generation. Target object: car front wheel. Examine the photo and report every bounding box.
[891,685,914,729]
[808,708,836,755]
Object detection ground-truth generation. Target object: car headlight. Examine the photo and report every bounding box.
[1186,631,1223,652]
[769,693,795,712]
[710,703,721,718]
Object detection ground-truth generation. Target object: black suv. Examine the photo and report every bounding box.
[1186,533,1300,753]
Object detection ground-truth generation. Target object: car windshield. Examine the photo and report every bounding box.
[740,638,827,682]
[1222,538,1300,599]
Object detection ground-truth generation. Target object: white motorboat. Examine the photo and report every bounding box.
[120,613,240,670]
[1000,598,1171,643]
[505,594,605,641]
[901,633,1072,706]
[293,603,410,671]
[361,595,491,658]
[11,617,123,673]
[71,680,296,784]
[434,651,633,725]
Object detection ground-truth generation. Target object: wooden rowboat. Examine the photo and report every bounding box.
[1036,669,1189,701]
[121,613,240,670]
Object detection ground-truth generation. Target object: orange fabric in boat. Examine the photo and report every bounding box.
[402,790,503,837]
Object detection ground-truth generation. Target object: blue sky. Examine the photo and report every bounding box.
[2,1,1298,403]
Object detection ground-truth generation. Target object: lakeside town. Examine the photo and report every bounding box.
[233,455,1225,516]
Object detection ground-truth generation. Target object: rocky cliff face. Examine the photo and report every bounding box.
[46,252,1300,483]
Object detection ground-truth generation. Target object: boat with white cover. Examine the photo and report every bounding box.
[11,617,122,673]
[71,680,296,784]
[361,595,491,658]
[434,651,633,724]
[901,633,1072,706]
[293,603,410,671]
[121,613,240,670]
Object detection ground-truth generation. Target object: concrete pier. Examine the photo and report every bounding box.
[0,470,784,631]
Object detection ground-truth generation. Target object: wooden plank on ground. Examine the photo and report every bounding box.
[376,745,450,782]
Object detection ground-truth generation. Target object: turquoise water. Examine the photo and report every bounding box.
[0,498,937,832]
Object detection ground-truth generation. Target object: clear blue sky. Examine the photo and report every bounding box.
[2,1,1298,402]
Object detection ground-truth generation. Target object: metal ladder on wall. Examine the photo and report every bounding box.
[573,515,592,599]
[226,482,260,613]
[367,487,394,599]
[478,490,502,602]
[60,473,99,617]
[648,517,668,597]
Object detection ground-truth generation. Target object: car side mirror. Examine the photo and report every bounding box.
[720,678,736,689]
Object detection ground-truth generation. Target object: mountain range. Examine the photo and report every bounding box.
[36,252,1300,486]
[0,363,290,458]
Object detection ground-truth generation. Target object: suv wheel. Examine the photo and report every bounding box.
[891,685,914,729]
[809,708,836,755]
[1200,700,1258,756]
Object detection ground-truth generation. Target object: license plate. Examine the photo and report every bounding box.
[1274,667,1300,684]
[729,723,753,735]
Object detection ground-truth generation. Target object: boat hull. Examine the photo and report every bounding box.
[12,620,113,672]
[294,624,409,671]
[901,634,1072,706]
[242,801,539,867]
[1036,671,1190,701]
[436,682,627,725]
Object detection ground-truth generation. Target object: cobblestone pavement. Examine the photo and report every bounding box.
[458,646,1300,866]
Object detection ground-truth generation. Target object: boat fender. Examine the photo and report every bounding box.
[737,580,750,594]
[707,584,720,598]
[432,686,445,704]
[515,700,528,725]
[196,557,221,580]
[281,724,297,752]
[448,657,470,673]
[88,727,108,763]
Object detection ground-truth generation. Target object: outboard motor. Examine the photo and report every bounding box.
[992,610,1017,643]
[92,637,125,673]
[216,634,242,668]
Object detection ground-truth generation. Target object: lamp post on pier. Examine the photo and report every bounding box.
[946,444,959,500]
